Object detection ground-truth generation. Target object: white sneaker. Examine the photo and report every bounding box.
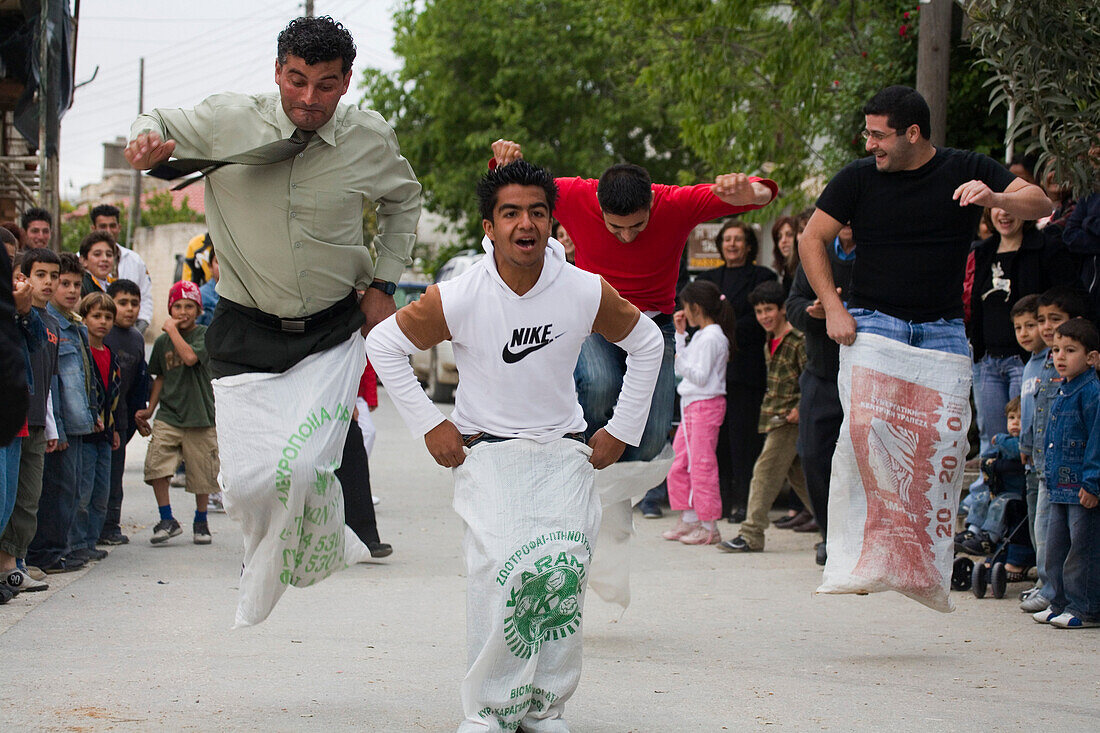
[3,568,48,593]
[1020,592,1050,613]
[372,495,381,506]
[1032,608,1056,624]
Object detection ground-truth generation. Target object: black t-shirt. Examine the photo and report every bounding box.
[816,148,1016,322]
[104,325,147,434]
[978,250,1019,356]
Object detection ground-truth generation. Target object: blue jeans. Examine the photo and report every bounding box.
[973,353,1023,455]
[0,439,21,536]
[574,320,675,462]
[1044,501,1100,622]
[69,438,112,551]
[27,434,83,567]
[1034,477,1054,599]
[849,308,970,357]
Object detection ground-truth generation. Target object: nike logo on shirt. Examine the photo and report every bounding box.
[501,324,560,363]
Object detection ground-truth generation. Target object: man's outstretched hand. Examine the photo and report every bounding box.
[125,132,176,171]
[492,139,523,167]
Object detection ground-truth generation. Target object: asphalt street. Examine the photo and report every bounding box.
[2,391,1097,732]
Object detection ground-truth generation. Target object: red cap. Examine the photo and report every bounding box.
[168,280,203,310]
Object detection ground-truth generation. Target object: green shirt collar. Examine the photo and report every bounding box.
[274,102,339,147]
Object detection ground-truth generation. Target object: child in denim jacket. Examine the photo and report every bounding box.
[1033,318,1100,629]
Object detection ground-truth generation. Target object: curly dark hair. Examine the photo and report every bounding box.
[477,160,558,222]
[277,16,356,74]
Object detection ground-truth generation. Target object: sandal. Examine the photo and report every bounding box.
[1005,565,1029,583]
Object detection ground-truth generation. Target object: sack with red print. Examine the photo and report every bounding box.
[817,333,971,612]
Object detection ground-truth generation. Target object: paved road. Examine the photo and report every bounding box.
[2,392,1097,732]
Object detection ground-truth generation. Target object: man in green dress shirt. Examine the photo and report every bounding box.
[123,17,421,618]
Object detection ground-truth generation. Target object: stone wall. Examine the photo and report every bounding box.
[131,222,206,340]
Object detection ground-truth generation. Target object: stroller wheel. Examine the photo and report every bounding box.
[991,562,1007,599]
[972,561,988,598]
[952,557,974,591]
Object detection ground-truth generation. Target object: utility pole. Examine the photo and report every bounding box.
[305,1,314,17]
[916,0,951,148]
[126,57,144,246]
[36,0,53,247]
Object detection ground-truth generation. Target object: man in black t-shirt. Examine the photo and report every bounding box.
[800,85,1052,350]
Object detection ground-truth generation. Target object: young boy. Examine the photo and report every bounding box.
[1033,318,1100,628]
[134,281,219,545]
[719,280,812,553]
[0,248,60,594]
[100,279,149,545]
[1019,286,1091,612]
[69,293,120,562]
[27,253,103,573]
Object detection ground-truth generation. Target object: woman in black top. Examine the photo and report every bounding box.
[696,219,778,521]
[968,207,1075,454]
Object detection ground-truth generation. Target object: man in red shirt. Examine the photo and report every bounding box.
[491,140,778,476]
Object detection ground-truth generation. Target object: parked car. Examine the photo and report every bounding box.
[410,250,484,402]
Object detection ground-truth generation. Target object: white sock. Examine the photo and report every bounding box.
[682,509,699,524]
[700,520,717,530]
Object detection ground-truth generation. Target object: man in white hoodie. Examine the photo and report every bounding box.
[367,160,663,732]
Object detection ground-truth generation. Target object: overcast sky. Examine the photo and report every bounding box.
[60,0,400,198]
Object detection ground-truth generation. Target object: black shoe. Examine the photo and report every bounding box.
[97,533,129,546]
[726,507,746,524]
[953,529,975,552]
[73,547,108,562]
[815,541,828,566]
[961,532,994,556]
[717,535,760,553]
[193,521,212,545]
[150,518,182,544]
[41,556,86,574]
[0,585,12,604]
[636,501,662,519]
[775,509,812,529]
[368,542,393,558]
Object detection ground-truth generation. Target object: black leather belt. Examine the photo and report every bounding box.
[462,432,587,449]
[223,291,358,334]
[651,313,672,328]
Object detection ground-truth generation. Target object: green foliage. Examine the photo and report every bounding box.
[966,0,1100,196]
[360,0,701,245]
[139,191,204,227]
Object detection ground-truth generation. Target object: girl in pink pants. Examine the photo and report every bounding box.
[664,280,734,545]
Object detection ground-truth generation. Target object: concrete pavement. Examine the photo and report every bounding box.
[2,392,1097,732]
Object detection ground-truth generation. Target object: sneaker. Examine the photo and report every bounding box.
[815,541,828,566]
[1049,613,1100,629]
[0,585,12,604]
[1032,608,1057,624]
[372,495,381,506]
[367,541,393,558]
[16,560,47,581]
[1020,592,1051,613]
[207,493,226,513]
[679,525,721,545]
[193,521,212,545]
[3,568,48,593]
[151,518,183,544]
[717,535,761,553]
[726,507,747,524]
[170,473,187,488]
[961,532,994,556]
[953,529,976,551]
[636,500,662,519]
[661,520,700,541]
[97,533,130,545]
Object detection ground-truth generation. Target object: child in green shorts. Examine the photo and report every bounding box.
[134,281,219,545]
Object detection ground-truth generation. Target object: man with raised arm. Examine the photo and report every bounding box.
[491,141,778,487]
[367,160,663,731]
[124,16,421,626]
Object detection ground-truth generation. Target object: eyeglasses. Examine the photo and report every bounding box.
[861,129,903,142]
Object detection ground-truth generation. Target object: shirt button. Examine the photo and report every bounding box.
[306,297,312,303]
[298,152,304,158]
[299,271,307,278]
[291,183,297,189]
[290,212,297,219]
[294,242,302,249]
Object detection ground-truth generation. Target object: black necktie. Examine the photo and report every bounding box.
[147,128,315,190]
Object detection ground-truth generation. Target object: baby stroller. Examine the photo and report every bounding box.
[951,512,1034,599]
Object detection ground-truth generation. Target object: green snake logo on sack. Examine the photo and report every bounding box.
[503,554,583,659]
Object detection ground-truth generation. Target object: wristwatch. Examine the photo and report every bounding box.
[368,280,397,296]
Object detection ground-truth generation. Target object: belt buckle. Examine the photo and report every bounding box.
[280,318,306,333]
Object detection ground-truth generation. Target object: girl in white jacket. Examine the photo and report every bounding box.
[663,280,735,545]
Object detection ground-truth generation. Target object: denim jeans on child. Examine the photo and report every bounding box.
[0,439,21,536]
[1044,501,1100,622]
[69,438,112,552]
[575,319,675,462]
[27,435,83,568]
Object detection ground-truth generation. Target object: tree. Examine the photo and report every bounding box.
[59,192,205,253]
[360,0,702,244]
[966,0,1100,197]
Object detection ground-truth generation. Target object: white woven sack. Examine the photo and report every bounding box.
[817,333,971,612]
[214,333,371,628]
